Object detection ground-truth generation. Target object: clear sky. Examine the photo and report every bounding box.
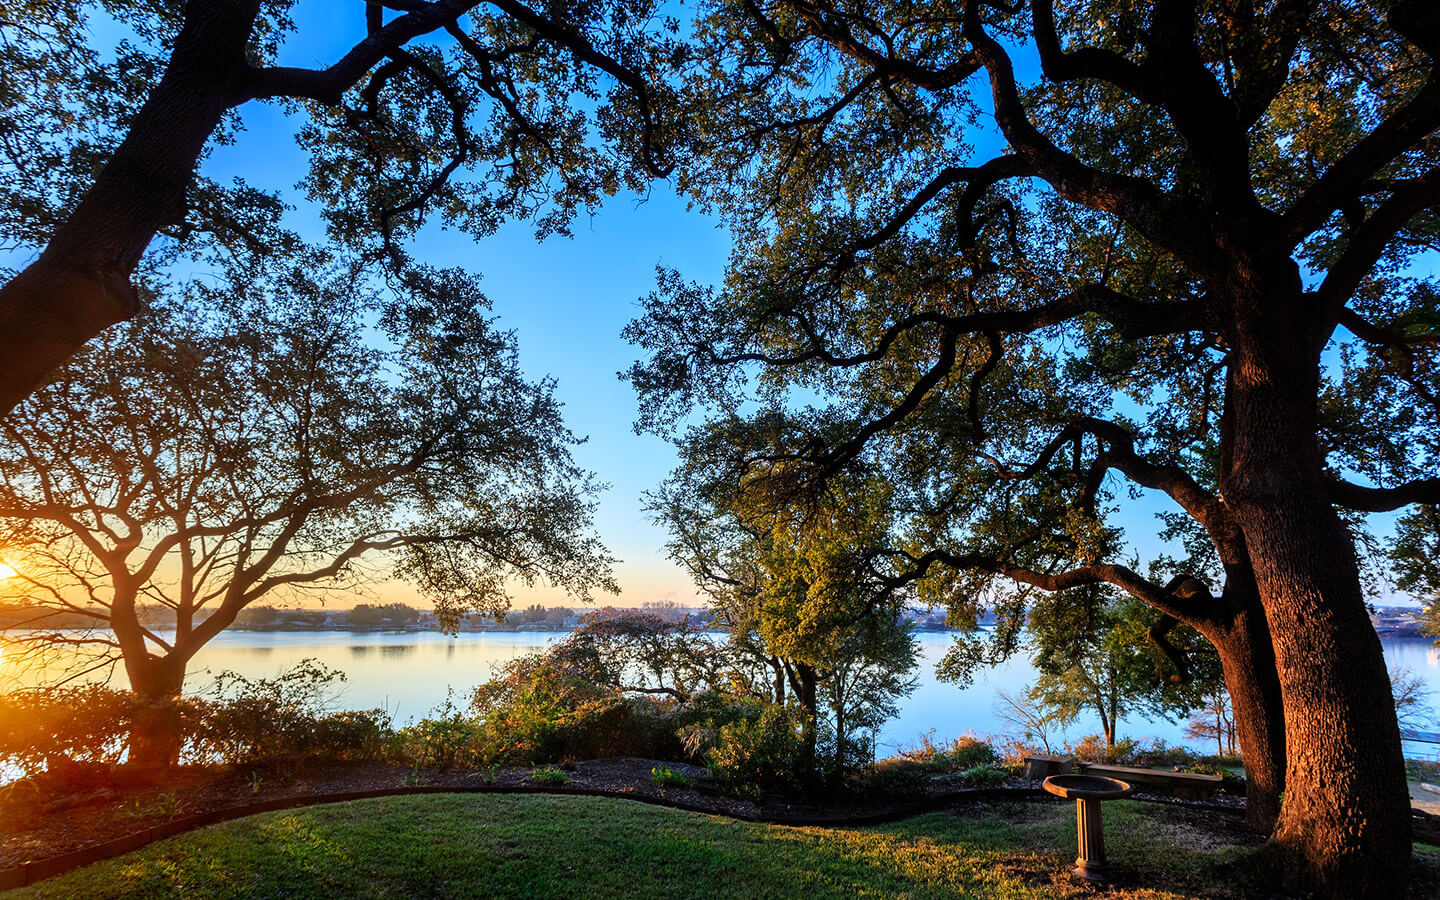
[185,2,1222,611]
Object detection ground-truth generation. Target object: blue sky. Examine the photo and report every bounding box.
[95,2,1414,611]
[185,2,1219,610]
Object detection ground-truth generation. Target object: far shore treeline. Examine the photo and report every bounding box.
[0,601,963,634]
[2,601,1423,637]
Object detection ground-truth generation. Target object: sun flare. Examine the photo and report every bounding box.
[0,560,17,579]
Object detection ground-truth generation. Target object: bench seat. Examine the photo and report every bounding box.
[1078,763,1223,801]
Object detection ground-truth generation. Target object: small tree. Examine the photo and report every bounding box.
[0,256,614,765]
[651,464,918,766]
[1390,665,1435,733]
[993,686,1071,757]
[1023,590,1219,749]
[1186,691,1238,759]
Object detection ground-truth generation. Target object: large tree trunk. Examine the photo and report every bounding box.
[0,0,262,413]
[126,656,188,770]
[1224,268,1411,897]
[1200,589,1286,831]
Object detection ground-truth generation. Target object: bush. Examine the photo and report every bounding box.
[195,659,396,766]
[0,660,399,780]
[0,685,146,777]
[470,653,680,765]
[650,765,691,787]
[861,757,929,798]
[398,697,486,770]
[898,732,998,772]
[958,764,1007,786]
[703,704,809,801]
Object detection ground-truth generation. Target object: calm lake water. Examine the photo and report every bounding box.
[5,629,1438,758]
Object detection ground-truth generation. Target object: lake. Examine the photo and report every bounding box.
[5,629,1438,758]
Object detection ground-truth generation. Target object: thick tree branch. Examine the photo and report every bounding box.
[1329,476,1440,512]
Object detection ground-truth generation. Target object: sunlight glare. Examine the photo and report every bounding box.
[0,560,16,579]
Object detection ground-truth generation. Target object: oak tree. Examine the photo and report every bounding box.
[627,1,1439,894]
[0,0,677,411]
[0,253,614,765]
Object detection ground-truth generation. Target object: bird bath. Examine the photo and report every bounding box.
[1043,774,1134,883]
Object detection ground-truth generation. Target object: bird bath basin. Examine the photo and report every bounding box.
[1043,774,1133,883]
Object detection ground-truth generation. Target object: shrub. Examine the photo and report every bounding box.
[703,704,809,801]
[0,685,145,777]
[650,765,691,787]
[898,732,998,772]
[958,764,1007,786]
[399,697,486,770]
[861,757,929,798]
[193,659,396,766]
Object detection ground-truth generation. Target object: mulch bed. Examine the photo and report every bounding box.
[0,756,1263,875]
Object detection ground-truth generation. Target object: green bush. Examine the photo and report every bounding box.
[958,764,1007,786]
[650,765,691,787]
[399,697,486,770]
[703,704,809,801]
[195,660,396,766]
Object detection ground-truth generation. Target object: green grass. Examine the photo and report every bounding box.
[5,795,1433,899]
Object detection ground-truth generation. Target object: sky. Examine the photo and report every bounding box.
[22,1,1413,613]
[186,1,1225,611]
[196,3,730,609]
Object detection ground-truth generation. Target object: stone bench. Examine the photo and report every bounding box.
[1078,763,1223,801]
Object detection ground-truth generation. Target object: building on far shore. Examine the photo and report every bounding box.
[1369,605,1426,639]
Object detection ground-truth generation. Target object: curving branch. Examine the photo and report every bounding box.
[962,0,1193,264]
[1329,476,1440,512]
[1314,166,1440,318]
[1030,0,1147,98]
[879,548,1224,628]
[1282,76,1440,244]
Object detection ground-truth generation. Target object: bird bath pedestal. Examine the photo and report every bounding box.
[1042,774,1133,883]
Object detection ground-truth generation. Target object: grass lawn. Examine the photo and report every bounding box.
[8,794,1437,899]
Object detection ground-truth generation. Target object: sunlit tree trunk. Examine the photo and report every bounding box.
[1224,268,1410,897]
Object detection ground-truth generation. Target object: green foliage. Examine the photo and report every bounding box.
[468,647,678,765]
[701,704,810,802]
[0,660,398,778]
[650,765,692,787]
[899,733,999,772]
[957,765,1007,787]
[197,660,394,766]
[529,766,573,785]
[397,695,486,770]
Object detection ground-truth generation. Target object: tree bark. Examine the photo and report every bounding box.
[126,655,188,770]
[1224,265,1411,897]
[0,0,262,413]
[1198,587,1286,831]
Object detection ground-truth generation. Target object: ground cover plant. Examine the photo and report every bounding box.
[18,793,1431,900]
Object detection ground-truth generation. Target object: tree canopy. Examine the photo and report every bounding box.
[627,1,1438,894]
[0,248,614,761]
[0,0,680,410]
